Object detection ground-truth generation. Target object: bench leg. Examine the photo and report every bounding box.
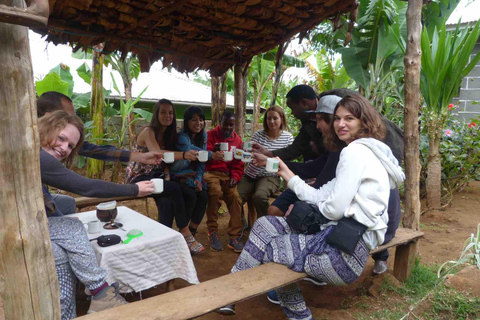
[166,279,175,292]
[393,241,418,282]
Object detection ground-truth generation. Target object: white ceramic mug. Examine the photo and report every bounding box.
[163,152,175,163]
[197,150,208,162]
[242,151,253,163]
[219,142,228,151]
[243,141,253,151]
[234,149,244,160]
[266,158,280,173]
[223,151,233,161]
[85,220,101,234]
[151,178,164,194]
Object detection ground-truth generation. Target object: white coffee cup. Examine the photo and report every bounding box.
[234,149,244,160]
[85,220,101,234]
[243,141,253,151]
[266,158,280,173]
[219,142,228,151]
[223,151,233,161]
[197,150,208,162]
[151,178,164,194]
[242,151,253,163]
[163,152,175,163]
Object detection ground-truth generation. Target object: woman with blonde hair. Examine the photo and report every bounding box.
[39,110,154,319]
[238,106,293,221]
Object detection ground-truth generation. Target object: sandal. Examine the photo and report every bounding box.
[185,235,205,255]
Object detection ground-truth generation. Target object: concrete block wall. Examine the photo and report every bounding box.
[454,38,480,121]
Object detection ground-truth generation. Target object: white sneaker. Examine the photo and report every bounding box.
[373,260,388,275]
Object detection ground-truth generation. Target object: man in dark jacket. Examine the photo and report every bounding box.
[252,85,324,161]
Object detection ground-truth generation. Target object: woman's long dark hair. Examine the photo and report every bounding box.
[149,99,177,150]
[183,106,206,148]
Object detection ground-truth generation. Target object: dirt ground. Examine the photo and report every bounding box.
[1,180,479,319]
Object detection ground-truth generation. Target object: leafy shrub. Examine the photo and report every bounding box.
[419,105,480,202]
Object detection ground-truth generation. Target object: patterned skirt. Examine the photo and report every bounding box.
[232,215,370,320]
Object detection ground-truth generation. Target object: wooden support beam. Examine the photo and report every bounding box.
[0,0,49,28]
[403,0,423,231]
[0,3,61,318]
[234,63,247,139]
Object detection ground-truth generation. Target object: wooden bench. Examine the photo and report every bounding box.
[78,227,423,320]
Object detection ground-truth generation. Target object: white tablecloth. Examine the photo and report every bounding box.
[70,206,199,293]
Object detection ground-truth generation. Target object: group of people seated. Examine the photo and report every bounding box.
[37,84,405,320]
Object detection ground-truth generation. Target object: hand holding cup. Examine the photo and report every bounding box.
[136,181,155,196]
[252,153,268,167]
[184,150,198,161]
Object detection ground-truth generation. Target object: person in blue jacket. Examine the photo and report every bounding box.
[170,106,210,237]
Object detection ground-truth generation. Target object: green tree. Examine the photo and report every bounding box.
[420,21,480,208]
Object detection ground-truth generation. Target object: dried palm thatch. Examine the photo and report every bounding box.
[38,0,357,75]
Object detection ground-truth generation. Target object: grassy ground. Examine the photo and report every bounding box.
[351,260,480,320]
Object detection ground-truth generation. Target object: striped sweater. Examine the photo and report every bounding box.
[245,129,293,179]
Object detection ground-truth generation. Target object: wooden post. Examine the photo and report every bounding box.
[220,73,227,124]
[403,0,422,231]
[211,74,220,128]
[234,64,246,138]
[211,73,227,128]
[0,7,61,319]
[400,0,423,281]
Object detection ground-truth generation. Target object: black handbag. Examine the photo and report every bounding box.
[96,234,122,247]
[326,217,367,255]
[286,201,330,234]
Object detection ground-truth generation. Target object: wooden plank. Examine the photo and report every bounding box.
[370,228,424,254]
[75,196,141,208]
[77,263,306,320]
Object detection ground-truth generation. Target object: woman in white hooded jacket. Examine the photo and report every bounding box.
[218,95,405,320]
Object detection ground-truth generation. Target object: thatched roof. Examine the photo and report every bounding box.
[40,0,357,75]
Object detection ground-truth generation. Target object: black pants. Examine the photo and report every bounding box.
[178,183,208,226]
[132,175,189,229]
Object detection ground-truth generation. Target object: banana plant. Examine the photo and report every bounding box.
[107,74,152,182]
[35,63,74,97]
[421,20,480,208]
[302,49,353,92]
[340,0,407,90]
